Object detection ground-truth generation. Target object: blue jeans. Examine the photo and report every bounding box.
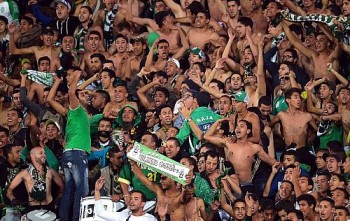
[59,150,89,221]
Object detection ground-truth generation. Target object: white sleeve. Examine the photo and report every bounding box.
[94,199,121,221]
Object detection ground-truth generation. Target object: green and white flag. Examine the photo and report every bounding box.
[127,142,190,185]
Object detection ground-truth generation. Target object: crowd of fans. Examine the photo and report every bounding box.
[0,0,350,220]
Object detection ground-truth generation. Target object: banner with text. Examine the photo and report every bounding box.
[127,142,190,185]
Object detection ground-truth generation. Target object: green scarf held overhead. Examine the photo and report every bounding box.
[280,9,350,44]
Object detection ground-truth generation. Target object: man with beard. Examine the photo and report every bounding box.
[80,31,109,77]
[91,90,110,115]
[6,147,64,213]
[95,178,157,220]
[130,162,185,220]
[0,142,27,217]
[11,87,32,127]
[258,96,272,126]
[97,147,124,201]
[155,105,174,141]
[88,118,117,190]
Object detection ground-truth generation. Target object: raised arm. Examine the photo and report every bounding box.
[255,144,278,166]
[222,29,235,59]
[163,0,185,17]
[262,163,279,197]
[256,35,266,97]
[281,20,316,59]
[77,73,99,90]
[179,104,204,141]
[188,72,224,98]
[8,23,36,55]
[136,82,155,109]
[203,118,228,148]
[47,75,68,116]
[130,161,162,195]
[327,63,349,87]
[172,26,189,60]
[204,58,226,85]
[144,40,159,71]
[68,70,81,109]
[305,79,324,115]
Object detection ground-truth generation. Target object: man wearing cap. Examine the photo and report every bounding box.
[9,24,61,64]
[30,0,79,38]
[176,91,221,154]
[228,91,261,144]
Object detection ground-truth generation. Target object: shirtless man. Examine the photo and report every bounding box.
[9,25,60,64]
[187,10,220,49]
[80,31,109,77]
[270,88,318,173]
[124,37,147,82]
[183,183,207,221]
[109,34,129,77]
[7,147,64,211]
[224,0,241,30]
[50,35,79,72]
[234,17,258,61]
[248,0,268,33]
[281,20,341,82]
[153,10,187,57]
[130,162,186,220]
[103,83,137,118]
[145,39,170,72]
[203,119,278,187]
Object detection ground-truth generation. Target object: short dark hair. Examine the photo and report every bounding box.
[88,30,101,39]
[0,126,9,136]
[95,90,111,103]
[154,87,170,99]
[157,39,169,47]
[286,208,304,220]
[20,16,34,25]
[108,147,121,157]
[80,5,93,14]
[210,79,225,91]
[186,1,204,15]
[260,198,275,212]
[275,200,294,213]
[167,137,180,147]
[130,190,147,202]
[233,198,246,207]
[101,68,116,79]
[196,9,211,20]
[258,96,272,107]
[38,56,51,65]
[319,197,335,207]
[297,194,317,209]
[237,17,253,28]
[227,0,240,6]
[156,104,173,118]
[90,53,106,62]
[204,150,219,162]
[284,48,298,59]
[10,108,24,120]
[335,206,349,215]
[285,88,302,100]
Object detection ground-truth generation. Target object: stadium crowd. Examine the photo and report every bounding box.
[0,0,350,220]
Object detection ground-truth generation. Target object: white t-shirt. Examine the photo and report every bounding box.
[95,199,157,221]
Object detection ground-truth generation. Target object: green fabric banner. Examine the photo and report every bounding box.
[127,142,190,185]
